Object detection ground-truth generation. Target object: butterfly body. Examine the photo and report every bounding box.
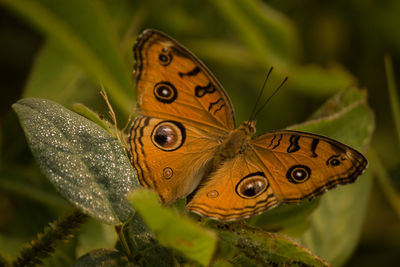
[129,29,367,221]
[213,121,255,163]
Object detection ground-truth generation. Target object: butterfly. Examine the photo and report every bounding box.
[129,29,367,221]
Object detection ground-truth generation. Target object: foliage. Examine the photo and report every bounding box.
[1,0,399,266]
[7,89,372,266]
[12,98,137,224]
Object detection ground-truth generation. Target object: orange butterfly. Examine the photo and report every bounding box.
[129,29,367,221]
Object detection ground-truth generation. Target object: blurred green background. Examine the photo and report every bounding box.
[0,0,399,266]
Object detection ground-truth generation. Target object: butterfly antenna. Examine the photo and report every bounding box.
[252,76,288,120]
[249,66,274,121]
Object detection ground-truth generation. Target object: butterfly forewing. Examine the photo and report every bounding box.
[134,29,235,133]
[130,29,239,204]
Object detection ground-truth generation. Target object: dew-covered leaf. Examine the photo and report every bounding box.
[13,98,138,224]
[74,249,132,267]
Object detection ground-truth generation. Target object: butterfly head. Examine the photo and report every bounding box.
[240,120,256,137]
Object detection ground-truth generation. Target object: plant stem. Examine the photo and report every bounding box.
[12,209,88,267]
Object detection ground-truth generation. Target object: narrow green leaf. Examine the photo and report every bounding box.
[128,189,217,266]
[293,88,374,266]
[231,0,299,63]
[71,103,113,135]
[212,0,298,70]
[0,168,68,209]
[13,98,138,224]
[369,149,400,220]
[187,39,256,69]
[1,0,133,112]
[211,0,353,97]
[213,222,329,266]
[384,54,400,145]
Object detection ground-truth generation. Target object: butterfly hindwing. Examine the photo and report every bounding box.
[186,130,367,220]
[186,152,279,221]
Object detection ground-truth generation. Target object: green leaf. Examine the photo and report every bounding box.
[211,259,235,267]
[128,189,217,266]
[1,0,133,112]
[126,213,178,267]
[76,219,118,257]
[12,98,138,224]
[213,222,329,266]
[250,199,319,237]
[289,64,355,97]
[301,170,372,266]
[308,87,367,120]
[291,88,374,266]
[74,249,132,267]
[290,88,373,149]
